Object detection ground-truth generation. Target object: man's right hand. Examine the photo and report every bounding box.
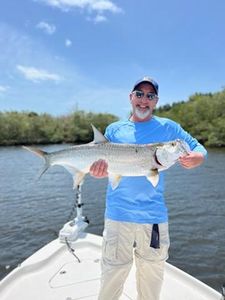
[89,159,108,178]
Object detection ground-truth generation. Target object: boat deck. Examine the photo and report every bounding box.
[0,233,221,300]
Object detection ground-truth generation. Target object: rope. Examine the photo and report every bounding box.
[65,238,81,263]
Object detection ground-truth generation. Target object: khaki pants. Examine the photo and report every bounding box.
[98,219,170,300]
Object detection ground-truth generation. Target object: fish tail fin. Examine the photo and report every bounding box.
[22,146,50,179]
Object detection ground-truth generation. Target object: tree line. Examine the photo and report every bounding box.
[0,111,118,145]
[0,88,225,147]
[154,88,225,147]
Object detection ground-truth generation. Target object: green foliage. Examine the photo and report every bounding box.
[155,89,225,147]
[0,110,118,145]
[1,88,225,147]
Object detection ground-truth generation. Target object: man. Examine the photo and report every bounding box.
[90,76,207,300]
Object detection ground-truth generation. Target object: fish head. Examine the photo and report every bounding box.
[155,139,190,168]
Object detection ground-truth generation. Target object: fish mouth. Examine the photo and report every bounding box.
[178,139,190,154]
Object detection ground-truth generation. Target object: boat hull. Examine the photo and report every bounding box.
[0,233,221,300]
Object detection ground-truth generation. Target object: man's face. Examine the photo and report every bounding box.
[129,82,158,122]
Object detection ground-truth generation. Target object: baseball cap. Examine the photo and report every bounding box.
[132,76,159,95]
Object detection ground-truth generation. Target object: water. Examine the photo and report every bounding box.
[0,145,224,292]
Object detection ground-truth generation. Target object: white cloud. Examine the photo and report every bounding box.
[91,1,121,13]
[36,0,123,14]
[36,21,56,34]
[0,85,9,93]
[93,14,107,23]
[65,39,72,47]
[17,65,62,82]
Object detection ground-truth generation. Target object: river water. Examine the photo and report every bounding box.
[0,145,224,292]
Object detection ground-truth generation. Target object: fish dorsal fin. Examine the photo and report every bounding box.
[146,169,159,187]
[91,124,108,144]
[108,174,122,190]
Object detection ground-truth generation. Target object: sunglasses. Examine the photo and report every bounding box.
[133,90,158,100]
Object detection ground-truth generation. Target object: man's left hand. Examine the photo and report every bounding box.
[179,152,205,169]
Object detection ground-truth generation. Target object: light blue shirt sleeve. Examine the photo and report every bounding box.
[173,122,207,157]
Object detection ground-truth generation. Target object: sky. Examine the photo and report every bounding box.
[0,0,225,119]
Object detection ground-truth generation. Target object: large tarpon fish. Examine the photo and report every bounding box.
[23,125,190,189]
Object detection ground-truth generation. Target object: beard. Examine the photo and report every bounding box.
[133,106,151,120]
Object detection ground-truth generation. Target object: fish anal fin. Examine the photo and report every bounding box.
[91,124,109,144]
[108,174,122,190]
[63,165,86,189]
[73,172,86,189]
[147,169,159,187]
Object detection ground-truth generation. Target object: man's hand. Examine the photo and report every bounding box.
[179,152,205,169]
[89,159,108,178]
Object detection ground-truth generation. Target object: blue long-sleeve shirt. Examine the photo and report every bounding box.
[104,116,207,224]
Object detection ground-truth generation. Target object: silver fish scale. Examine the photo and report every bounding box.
[49,142,158,176]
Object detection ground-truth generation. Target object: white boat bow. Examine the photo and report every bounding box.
[0,232,222,300]
[1,185,223,300]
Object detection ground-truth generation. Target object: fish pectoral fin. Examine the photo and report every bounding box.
[147,169,159,187]
[91,124,109,144]
[108,174,122,190]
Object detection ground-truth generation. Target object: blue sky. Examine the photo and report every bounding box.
[0,0,225,119]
